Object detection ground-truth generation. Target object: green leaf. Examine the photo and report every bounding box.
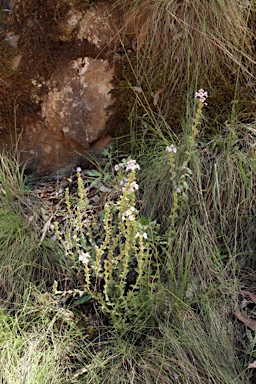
[86,170,102,177]
[104,174,111,181]
[139,215,150,226]
[72,294,92,306]
[103,162,111,172]
[91,179,100,186]
[181,192,188,202]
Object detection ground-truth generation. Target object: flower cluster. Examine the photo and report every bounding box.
[195,89,208,103]
[115,159,140,194]
[79,251,90,264]
[115,159,140,173]
[166,144,177,153]
[135,232,148,239]
[121,207,136,222]
[119,178,138,193]
[126,159,140,172]
[114,163,124,172]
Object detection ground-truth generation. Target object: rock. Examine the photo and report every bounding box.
[20,56,115,176]
[1,0,118,176]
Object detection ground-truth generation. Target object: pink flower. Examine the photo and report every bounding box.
[195,89,208,103]
[131,181,139,190]
[114,163,124,172]
[166,144,177,153]
[126,159,140,171]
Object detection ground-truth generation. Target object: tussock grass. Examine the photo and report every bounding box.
[0,152,72,303]
[71,289,242,384]
[0,289,77,384]
[115,0,255,137]
[0,152,29,201]
[137,121,255,260]
[119,0,255,84]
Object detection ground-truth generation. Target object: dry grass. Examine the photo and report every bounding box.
[119,0,255,85]
[114,0,255,136]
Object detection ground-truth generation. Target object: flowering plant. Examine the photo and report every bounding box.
[166,89,208,227]
[54,158,158,328]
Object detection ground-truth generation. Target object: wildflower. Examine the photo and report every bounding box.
[136,232,147,239]
[195,89,208,103]
[122,207,136,222]
[120,177,128,186]
[79,251,90,264]
[166,144,177,153]
[176,187,181,193]
[76,167,82,173]
[121,214,135,222]
[122,180,139,194]
[114,163,124,172]
[125,208,135,221]
[126,159,140,172]
[131,181,139,190]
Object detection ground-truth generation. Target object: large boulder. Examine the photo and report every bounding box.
[0,0,119,176]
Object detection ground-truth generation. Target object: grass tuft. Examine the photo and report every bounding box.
[0,152,72,303]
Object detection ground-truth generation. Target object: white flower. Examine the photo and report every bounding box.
[76,167,82,173]
[126,159,140,172]
[135,232,147,239]
[79,251,90,264]
[166,144,177,153]
[131,181,139,190]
